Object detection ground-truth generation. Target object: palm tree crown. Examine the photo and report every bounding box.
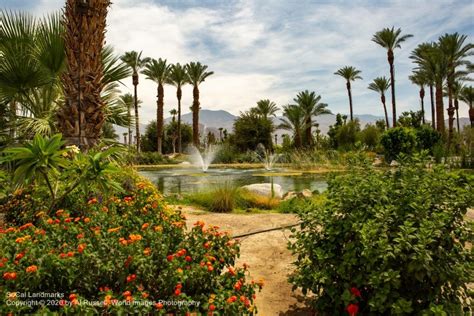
[168,63,188,152]
[334,66,362,121]
[372,26,413,50]
[254,99,279,119]
[368,76,391,129]
[279,104,305,148]
[120,51,150,76]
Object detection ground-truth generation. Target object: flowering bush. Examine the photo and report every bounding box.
[289,156,473,315]
[0,179,261,314]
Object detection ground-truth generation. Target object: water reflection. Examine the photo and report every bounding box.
[139,168,328,195]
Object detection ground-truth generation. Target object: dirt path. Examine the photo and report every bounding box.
[175,206,312,316]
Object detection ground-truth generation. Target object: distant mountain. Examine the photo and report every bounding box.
[112,109,471,144]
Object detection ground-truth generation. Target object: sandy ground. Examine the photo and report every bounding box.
[176,205,313,316]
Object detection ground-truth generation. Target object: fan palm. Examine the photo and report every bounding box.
[368,77,391,128]
[254,99,278,119]
[142,58,171,154]
[120,50,150,152]
[294,90,330,146]
[185,62,214,146]
[372,27,413,126]
[438,33,473,141]
[168,63,188,153]
[459,86,474,127]
[334,66,362,121]
[279,104,305,148]
[409,71,428,124]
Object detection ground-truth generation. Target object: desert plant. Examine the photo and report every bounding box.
[380,127,417,162]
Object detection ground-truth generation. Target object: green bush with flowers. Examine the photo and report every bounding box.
[289,154,473,315]
[0,135,262,314]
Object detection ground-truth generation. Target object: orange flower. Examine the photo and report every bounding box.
[226,296,237,304]
[15,235,31,244]
[141,223,149,230]
[15,252,25,261]
[76,233,85,239]
[153,225,163,232]
[129,234,142,242]
[228,267,236,276]
[154,302,164,309]
[88,198,98,205]
[3,272,17,280]
[19,223,34,231]
[47,218,54,224]
[143,248,151,256]
[56,209,65,217]
[123,196,133,202]
[67,251,74,257]
[83,218,91,223]
[194,220,205,227]
[141,292,149,299]
[77,243,87,254]
[69,294,77,301]
[123,291,131,297]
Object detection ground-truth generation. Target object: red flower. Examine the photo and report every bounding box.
[155,302,163,309]
[185,256,192,262]
[3,272,17,280]
[209,304,216,311]
[346,304,359,316]
[351,287,361,298]
[123,291,131,297]
[174,288,181,296]
[77,243,87,254]
[69,293,77,301]
[26,265,38,273]
[126,274,136,283]
[15,252,25,261]
[167,255,174,262]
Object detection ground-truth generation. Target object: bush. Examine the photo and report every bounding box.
[415,125,441,154]
[131,151,171,165]
[289,158,473,315]
[380,127,417,162]
[0,179,261,314]
[209,184,238,213]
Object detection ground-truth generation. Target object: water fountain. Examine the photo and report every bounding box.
[189,145,218,172]
[256,144,280,171]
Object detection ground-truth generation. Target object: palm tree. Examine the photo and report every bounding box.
[218,127,223,141]
[142,58,170,154]
[294,90,331,146]
[120,51,150,152]
[117,93,135,147]
[450,81,464,133]
[368,77,391,128]
[168,63,188,153]
[170,109,177,123]
[56,0,111,149]
[185,62,214,147]
[279,104,305,148]
[334,66,362,121]
[409,71,428,124]
[254,99,278,119]
[372,27,413,126]
[438,33,473,142]
[460,86,474,127]
[411,43,448,132]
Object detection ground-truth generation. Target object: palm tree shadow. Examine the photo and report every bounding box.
[278,294,315,316]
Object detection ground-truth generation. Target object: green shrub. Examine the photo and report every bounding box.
[380,127,417,162]
[209,184,239,213]
[0,178,261,314]
[289,157,474,315]
[131,151,171,165]
[415,125,441,154]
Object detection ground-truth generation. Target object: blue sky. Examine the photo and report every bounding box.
[3,0,473,123]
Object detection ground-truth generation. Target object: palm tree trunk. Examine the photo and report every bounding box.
[419,87,425,125]
[9,100,16,139]
[192,85,200,146]
[133,72,140,152]
[157,83,164,154]
[305,117,312,147]
[381,94,389,129]
[447,70,455,145]
[470,102,474,128]
[177,86,182,153]
[429,84,435,129]
[388,50,397,127]
[454,98,460,133]
[435,82,444,132]
[127,105,131,148]
[295,131,302,148]
[346,81,353,121]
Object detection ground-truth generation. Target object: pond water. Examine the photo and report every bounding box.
[139,168,329,195]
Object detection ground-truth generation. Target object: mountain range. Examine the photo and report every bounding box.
[114,109,470,143]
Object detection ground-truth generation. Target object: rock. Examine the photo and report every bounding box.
[283,191,298,201]
[301,189,313,198]
[179,161,191,166]
[390,160,399,167]
[241,183,283,199]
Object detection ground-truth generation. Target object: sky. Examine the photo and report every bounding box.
[3,0,474,124]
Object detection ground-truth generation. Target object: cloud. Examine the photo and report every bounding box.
[15,0,474,122]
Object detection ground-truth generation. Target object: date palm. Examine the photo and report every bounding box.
[170,109,177,123]
[372,27,413,126]
[168,63,188,153]
[254,99,279,119]
[117,93,135,147]
[120,50,150,152]
[185,62,214,147]
[294,90,330,147]
[438,33,473,142]
[142,58,171,154]
[368,77,391,128]
[334,66,362,121]
[411,42,448,132]
[409,71,428,124]
[279,104,305,148]
[460,86,474,127]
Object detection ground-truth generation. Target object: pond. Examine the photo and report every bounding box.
[139,168,329,195]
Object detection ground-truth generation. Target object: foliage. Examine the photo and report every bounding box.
[141,120,192,154]
[289,157,473,315]
[398,110,423,128]
[0,178,261,314]
[359,124,381,150]
[415,125,441,154]
[380,127,417,162]
[233,111,273,152]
